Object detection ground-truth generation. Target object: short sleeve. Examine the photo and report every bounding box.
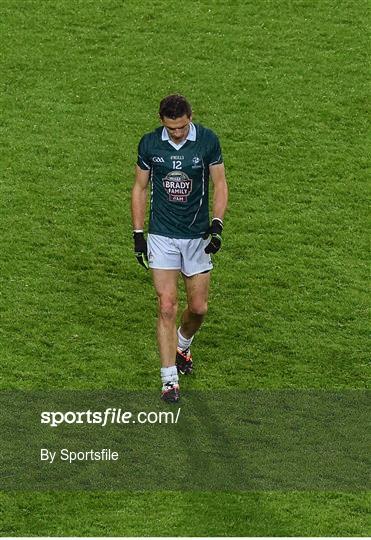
[208,132,223,166]
[137,136,151,170]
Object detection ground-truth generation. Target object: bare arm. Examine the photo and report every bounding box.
[209,163,228,222]
[131,165,150,230]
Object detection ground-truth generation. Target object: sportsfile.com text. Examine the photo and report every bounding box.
[41,407,181,427]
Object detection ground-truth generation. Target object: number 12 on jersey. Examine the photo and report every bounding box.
[172,160,182,170]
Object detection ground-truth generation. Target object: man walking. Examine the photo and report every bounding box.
[131,94,228,402]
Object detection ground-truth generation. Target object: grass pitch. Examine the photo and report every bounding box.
[0,0,369,536]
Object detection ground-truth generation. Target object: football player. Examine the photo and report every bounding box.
[131,94,228,402]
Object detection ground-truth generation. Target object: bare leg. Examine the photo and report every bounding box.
[180,272,210,339]
[152,269,179,367]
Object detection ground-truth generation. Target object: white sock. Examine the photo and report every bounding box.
[161,366,179,387]
[177,328,194,351]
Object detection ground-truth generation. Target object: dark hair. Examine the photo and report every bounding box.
[159,94,192,119]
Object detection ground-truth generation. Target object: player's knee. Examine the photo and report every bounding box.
[158,297,178,320]
[189,301,208,317]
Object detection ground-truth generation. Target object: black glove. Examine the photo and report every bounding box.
[133,231,149,269]
[203,218,223,254]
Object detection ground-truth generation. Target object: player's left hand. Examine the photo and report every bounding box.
[203,218,223,254]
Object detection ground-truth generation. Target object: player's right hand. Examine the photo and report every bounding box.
[133,231,149,269]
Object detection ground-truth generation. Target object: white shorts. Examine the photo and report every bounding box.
[147,234,213,277]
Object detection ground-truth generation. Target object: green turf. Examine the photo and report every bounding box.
[0,491,369,537]
[0,0,369,536]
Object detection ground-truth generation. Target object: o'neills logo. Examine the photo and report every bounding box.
[162,170,192,202]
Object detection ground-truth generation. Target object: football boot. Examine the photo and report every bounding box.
[161,382,180,403]
[176,347,193,375]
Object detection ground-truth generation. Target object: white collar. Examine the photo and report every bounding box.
[161,122,196,150]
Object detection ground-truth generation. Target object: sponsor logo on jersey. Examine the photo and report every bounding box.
[170,155,184,160]
[152,156,165,163]
[162,170,193,203]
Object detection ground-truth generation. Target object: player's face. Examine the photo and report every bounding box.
[161,114,191,143]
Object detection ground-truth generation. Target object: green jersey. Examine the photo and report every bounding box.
[137,123,223,239]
